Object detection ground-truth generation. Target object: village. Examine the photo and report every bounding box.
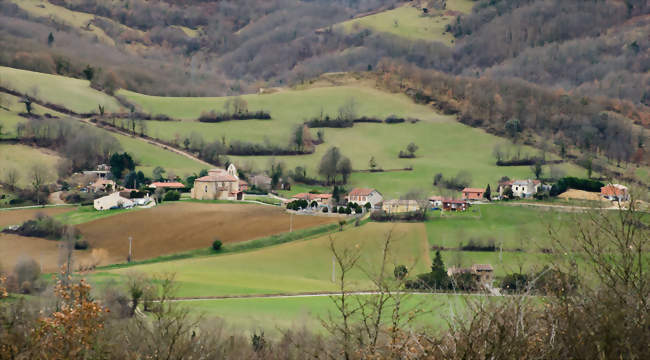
[72,161,634,290]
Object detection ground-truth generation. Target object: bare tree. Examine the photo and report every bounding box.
[30,163,50,204]
[3,167,19,191]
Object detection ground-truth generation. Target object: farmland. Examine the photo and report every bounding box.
[76,202,337,265]
[98,222,429,297]
[182,293,466,336]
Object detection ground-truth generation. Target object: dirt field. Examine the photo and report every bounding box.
[0,233,90,273]
[558,189,602,201]
[77,202,337,264]
[0,207,73,228]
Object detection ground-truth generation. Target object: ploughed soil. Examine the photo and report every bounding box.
[0,207,73,228]
[77,202,337,264]
[0,233,89,273]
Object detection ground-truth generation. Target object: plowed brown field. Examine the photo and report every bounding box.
[77,202,337,264]
[0,206,73,228]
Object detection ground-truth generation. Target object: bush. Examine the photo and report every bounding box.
[550,177,605,196]
[322,207,328,213]
[163,190,180,201]
[6,215,74,240]
[212,239,223,251]
[74,240,89,250]
[371,210,427,222]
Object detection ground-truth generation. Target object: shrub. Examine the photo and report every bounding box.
[322,207,328,213]
[394,265,408,279]
[212,239,223,251]
[163,190,180,201]
[7,215,74,240]
[74,240,90,250]
[339,206,346,214]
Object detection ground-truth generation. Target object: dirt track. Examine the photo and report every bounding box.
[77,202,337,264]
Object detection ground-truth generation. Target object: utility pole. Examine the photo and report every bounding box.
[289,212,293,232]
[130,236,133,261]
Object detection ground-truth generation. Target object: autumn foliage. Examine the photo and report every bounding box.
[30,276,107,359]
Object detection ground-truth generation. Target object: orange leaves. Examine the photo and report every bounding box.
[31,275,107,359]
[0,275,7,299]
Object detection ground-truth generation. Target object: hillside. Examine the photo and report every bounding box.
[0,66,595,198]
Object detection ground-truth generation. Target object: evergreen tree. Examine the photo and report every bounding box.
[47,32,54,47]
[484,184,491,200]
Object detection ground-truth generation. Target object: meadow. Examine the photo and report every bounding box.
[0,144,63,187]
[0,66,122,113]
[121,83,586,197]
[98,222,430,297]
[337,0,474,43]
[181,293,467,336]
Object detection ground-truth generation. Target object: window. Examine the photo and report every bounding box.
[205,185,208,192]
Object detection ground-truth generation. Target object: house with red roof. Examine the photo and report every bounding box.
[345,188,383,210]
[190,164,243,201]
[461,187,485,201]
[149,181,186,190]
[429,196,469,211]
[601,184,629,201]
[291,193,332,207]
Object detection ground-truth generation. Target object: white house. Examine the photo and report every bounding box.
[94,192,134,211]
[498,179,541,198]
[346,188,383,210]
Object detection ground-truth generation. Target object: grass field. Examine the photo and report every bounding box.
[120,83,585,197]
[182,293,466,336]
[0,144,63,187]
[0,66,122,113]
[337,0,474,43]
[98,222,429,297]
[425,204,573,251]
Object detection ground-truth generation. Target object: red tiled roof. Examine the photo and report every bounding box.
[196,174,238,182]
[150,181,185,188]
[462,187,485,193]
[601,184,627,196]
[444,199,468,204]
[471,264,494,271]
[348,188,376,197]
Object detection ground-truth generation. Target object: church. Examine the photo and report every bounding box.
[191,164,243,201]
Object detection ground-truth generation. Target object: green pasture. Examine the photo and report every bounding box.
[0,94,67,138]
[338,5,456,44]
[229,122,585,198]
[112,132,206,178]
[101,222,430,298]
[119,84,436,121]
[0,144,62,187]
[425,204,574,251]
[0,66,122,113]
[55,205,141,226]
[184,293,466,336]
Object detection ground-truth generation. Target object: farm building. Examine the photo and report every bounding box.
[461,187,485,201]
[346,188,383,210]
[250,174,272,190]
[83,164,111,179]
[94,192,133,211]
[90,179,115,193]
[149,181,185,190]
[447,264,494,284]
[94,191,155,211]
[382,199,420,214]
[498,179,540,198]
[292,193,332,207]
[601,184,629,201]
[429,197,468,211]
[191,164,243,201]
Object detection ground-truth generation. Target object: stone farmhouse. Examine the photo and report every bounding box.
[498,179,541,198]
[447,264,494,284]
[191,164,243,201]
[345,188,383,210]
[382,199,420,214]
